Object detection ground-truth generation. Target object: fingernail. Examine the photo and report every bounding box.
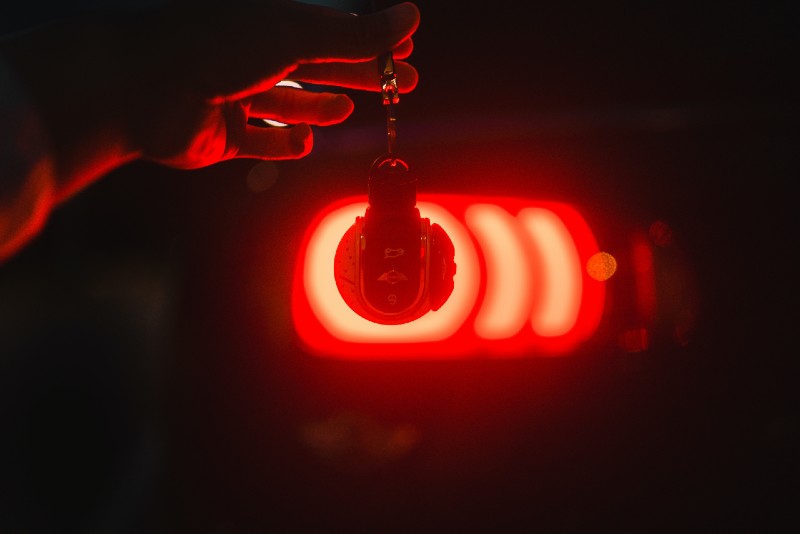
[291,123,312,155]
[387,2,420,37]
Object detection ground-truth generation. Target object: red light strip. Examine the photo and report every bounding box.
[518,208,583,336]
[466,204,533,339]
[292,195,605,359]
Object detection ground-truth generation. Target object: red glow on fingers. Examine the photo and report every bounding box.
[261,80,303,127]
[392,38,414,59]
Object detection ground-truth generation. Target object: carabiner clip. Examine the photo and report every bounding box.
[379,52,400,106]
[378,52,399,155]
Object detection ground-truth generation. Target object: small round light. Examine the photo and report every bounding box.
[586,251,617,281]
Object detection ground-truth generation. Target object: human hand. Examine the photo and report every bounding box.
[133,0,420,169]
[1,0,420,199]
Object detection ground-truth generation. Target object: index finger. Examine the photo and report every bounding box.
[192,1,420,101]
[282,1,420,64]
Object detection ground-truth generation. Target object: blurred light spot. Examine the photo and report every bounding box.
[649,220,674,247]
[632,239,654,273]
[586,251,617,281]
[632,233,657,323]
[519,208,582,337]
[301,412,421,472]
[619,327,649,353]
[466,205,531,339]
[263,80,302,127]
[246,161,279,192]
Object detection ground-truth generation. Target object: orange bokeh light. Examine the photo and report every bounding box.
[586,252,617,282]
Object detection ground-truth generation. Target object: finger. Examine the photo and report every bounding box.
[393,38,414,60]
[248,87,354,126]
[177,2,419,101]
[283,2,420,63]
[232,123,313,160]
[289,60,418,92]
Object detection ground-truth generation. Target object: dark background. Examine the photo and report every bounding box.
[1,0,798,531]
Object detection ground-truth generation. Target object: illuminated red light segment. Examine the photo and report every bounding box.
[518,208,583,337]
[292,195,606,359]
[466,205,532,339]
[632,231,657,325]
[300,201,480,344]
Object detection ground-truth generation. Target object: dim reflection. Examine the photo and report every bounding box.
[648,220,674,247]
[619,327,650,353]
[301,411,421,473]
[246,161,279,193]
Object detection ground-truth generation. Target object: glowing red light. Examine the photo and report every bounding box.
[300,201,480,344]
[466,204,532,339]
[292,195,605,359]
[519,207,583,337]
[632,231,657,325]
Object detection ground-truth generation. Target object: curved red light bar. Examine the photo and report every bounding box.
[292,195,605,359]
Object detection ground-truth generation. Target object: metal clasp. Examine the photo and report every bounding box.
[378,52,399,156]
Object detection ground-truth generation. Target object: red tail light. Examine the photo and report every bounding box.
[292,195,606,359]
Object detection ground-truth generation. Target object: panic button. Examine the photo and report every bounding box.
[292,194,606,360]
